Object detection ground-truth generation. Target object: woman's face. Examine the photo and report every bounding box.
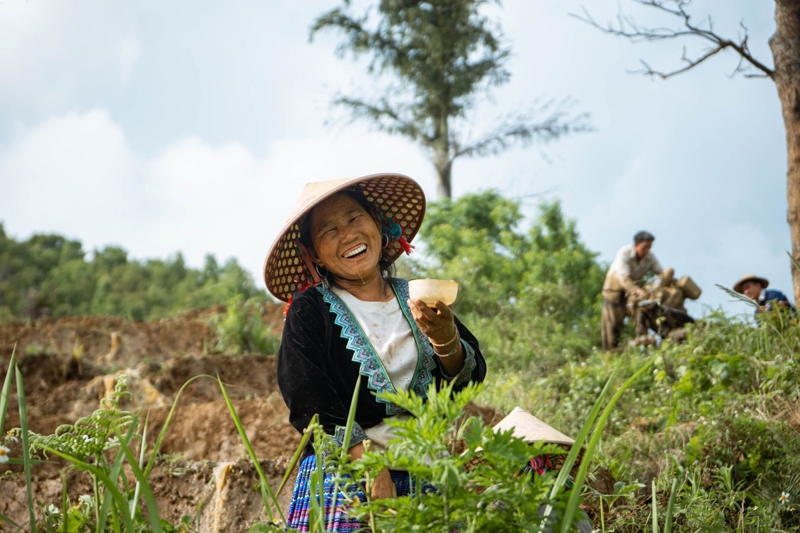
[308,193,383,283]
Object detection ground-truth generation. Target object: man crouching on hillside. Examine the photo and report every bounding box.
[602,231,663,350]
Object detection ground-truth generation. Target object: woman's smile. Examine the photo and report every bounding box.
[343,243,368,258]
[309,193,384,284]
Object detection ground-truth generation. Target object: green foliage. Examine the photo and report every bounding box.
[422,192,603,319]
[0,223,269,323]
[20,375,135,462]
[313,0,510,125]
[211,295,280,355]
[514,311,800,532]
[418,191,605,372]
[310,382,569,532]
[2,354,211,532]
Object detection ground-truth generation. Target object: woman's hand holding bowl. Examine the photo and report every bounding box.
[407,298,466,375]
[407,299,457,346]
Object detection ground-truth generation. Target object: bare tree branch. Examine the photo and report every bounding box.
[453,100,592,160]
[331,95,434,144]
[574,0,775,80]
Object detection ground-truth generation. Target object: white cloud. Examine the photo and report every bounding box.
[0,0,58,78]
[145,127,434,281]
[0,109,150,250]
[118,35,141,83]
[0,109,434,287]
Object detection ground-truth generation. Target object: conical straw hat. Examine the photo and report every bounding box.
[733,274,769,294]
[263,173,426,302]
[492,407,575,446]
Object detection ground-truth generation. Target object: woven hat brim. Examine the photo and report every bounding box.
[492,407,575,446]
[733,274,769,294]
[263,173,426,302]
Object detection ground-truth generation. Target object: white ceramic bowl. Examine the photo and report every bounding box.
[408,279,459,306]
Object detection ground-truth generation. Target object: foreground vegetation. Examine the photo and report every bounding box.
[471,310,800,532]
[2,191,799,531]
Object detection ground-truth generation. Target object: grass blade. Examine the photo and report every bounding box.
[15,366,37,533]
[340,373,362,452]
[541,366,619,527]
[310,432,326,532]
[131,414,149,518]
[788,250,800,272]
[328,374,362,530]
[61,471,69,533]
[42,445,135,533]
[651,479,659,533]
[664,477,678,533]
[0,511,21,530]
[144,374,213,478]
[0,345,16,437]
[560,354,657,532]
[276,414,316,499]
[217,375,282,523]
[115,425,162,533]
[98,418,138,533]
[716,283,758,308]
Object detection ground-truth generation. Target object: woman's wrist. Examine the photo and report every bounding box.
[430,329,458,348]
[431,329,460,357]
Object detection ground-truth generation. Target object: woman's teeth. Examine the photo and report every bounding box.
[344,244,367,258]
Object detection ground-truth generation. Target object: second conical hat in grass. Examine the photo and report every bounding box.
[493,407,575,446]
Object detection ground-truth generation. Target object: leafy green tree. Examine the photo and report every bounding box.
[421,191,603,322]
[312,0,590,198]
[0,224,270,322]
[419,191,605,363]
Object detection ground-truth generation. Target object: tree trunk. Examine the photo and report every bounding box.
[432,110,453,199]
[771,0,800,303]
[433,147,453,200]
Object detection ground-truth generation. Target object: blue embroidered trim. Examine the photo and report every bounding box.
[446,339,477,386]
[393,280,437,399]
[333,423,368,448]
[319,285,404,416]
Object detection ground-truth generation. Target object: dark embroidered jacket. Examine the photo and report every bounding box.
[277,279,486,455]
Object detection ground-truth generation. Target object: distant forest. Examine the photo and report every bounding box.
[0,223,267,323]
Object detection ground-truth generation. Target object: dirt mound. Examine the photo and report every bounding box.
[147,395,299,461]
[0,456,294,531]
[143,353,281,403]
[0,303,285,367]
[0,308,300,531]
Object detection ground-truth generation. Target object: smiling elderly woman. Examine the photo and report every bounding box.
[263,173,486,532]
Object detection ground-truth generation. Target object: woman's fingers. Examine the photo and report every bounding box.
[432,300,453,319]
[407,299,456,342]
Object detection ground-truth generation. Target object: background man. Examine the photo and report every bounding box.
[734,274,795,314]
[602,231,663,350]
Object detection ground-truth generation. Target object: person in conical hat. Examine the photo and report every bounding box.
[733,274,795,315]
[266,173,487,531]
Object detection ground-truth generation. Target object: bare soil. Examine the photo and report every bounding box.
[0,306,302,532]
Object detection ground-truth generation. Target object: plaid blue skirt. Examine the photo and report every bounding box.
[286,455,428,532]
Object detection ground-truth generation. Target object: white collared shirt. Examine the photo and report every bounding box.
[331,287,418,451]
[603,244,663,293]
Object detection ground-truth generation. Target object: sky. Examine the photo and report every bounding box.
[0,0,787,317]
